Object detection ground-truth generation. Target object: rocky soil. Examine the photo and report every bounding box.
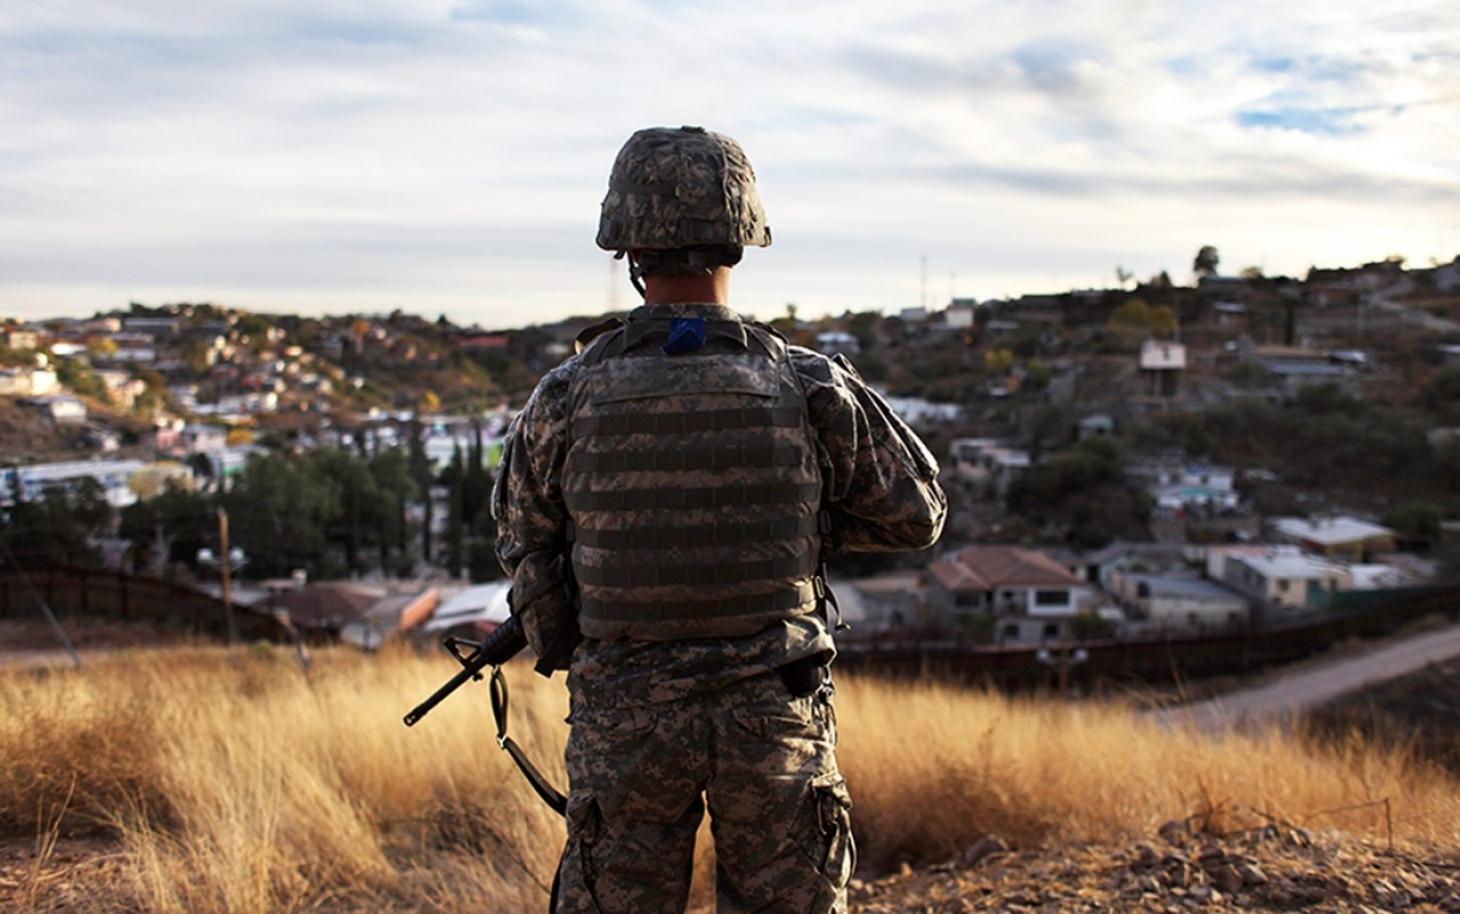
[8,823,1455,912]
[850,821,1459,912]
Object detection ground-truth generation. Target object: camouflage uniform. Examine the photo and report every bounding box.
[494,301,946,913]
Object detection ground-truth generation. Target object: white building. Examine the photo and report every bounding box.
[949,438,1030,495]
[0,458,150,508]
[882,395,963,424]
[1269,516,1396,561]
[0,368,58,397]
[1224,551,1351,611]
[1106,571,1249,632]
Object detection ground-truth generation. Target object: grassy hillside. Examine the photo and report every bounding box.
[2,645,1458,912]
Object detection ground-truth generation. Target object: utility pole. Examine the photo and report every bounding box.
[1036,645,1089,696]
[219,509,239,644]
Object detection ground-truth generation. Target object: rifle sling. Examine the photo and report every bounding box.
[490,666,567,817]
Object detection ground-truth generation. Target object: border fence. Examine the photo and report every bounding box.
[0,566,282,642]
[837,584,1460,691]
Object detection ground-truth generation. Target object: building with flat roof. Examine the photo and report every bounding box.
[1269,516,1396,561]
[1224,551,1351,612]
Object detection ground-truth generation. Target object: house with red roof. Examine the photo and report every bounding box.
[926,545,1093,644]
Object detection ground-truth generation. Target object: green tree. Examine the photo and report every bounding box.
[55,358,109,402]
[1383,501,1443,540]
[118,483,214,572]
[1224,360,1275,389]
[1109,298,1153,346]
[0,478,112,569]
[1193,245,1220,278]
[984,348,1015,376]
[1005,437,1151,548]
[313,447,381,575]
[219,452,338,578]
[368,448,419,575]
[1422,366,1460,421]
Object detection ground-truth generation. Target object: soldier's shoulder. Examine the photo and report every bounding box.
[787,345,838,383]
[519,356,584,420]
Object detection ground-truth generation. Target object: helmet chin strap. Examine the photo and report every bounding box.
[629,257,647,299]
[617,250,647,299]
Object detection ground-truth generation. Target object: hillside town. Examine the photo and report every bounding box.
[4,249,1460,669]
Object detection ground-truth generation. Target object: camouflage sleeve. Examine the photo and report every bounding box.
[792,349,947,552]
[492,362,576,575]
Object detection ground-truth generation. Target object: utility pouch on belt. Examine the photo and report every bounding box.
[778,650,832,697]
[509,550,581,676]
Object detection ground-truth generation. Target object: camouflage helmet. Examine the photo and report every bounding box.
[596,126,772,254]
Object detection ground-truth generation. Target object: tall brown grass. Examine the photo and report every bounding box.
[3,644,1458,912]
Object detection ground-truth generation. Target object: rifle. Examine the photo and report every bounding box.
[403,615,566,815]
[402,614,528,726]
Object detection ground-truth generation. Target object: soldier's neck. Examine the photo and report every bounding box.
[641,269,731,306]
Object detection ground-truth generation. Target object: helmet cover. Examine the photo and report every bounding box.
[596,126,772,253]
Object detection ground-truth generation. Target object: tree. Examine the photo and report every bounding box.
[1111,298,1150,331]
[312,447,381,575]
[118,482,214,573]
[219,452,338,578]
[1,478,112,569]
[367,448,419,575]
[1422,366,1460,421]
[1005,437,1151,547]
[1109,298,1174,345]
[984,348,1015,376]
[1193,245,1220,278]
[56,358,109,401]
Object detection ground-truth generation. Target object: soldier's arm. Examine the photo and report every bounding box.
[492,366,575,574]
[793,350,947,553]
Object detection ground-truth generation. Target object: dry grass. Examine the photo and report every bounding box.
[834,677,1460,871]
[3,644,1459,912]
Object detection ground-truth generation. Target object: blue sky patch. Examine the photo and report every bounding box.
[1236,107,1368,136]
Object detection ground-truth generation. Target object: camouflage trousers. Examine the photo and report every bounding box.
[554,671,853,914]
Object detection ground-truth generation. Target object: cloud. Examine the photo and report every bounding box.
[1,0,1457,326]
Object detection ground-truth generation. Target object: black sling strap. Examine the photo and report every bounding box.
[489,665,567,817]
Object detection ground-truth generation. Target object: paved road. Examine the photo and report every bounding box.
[1152,621,1460,732]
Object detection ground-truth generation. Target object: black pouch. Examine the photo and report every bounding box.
[778,650,832,697]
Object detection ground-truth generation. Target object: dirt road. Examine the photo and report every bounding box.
[1152,621,1460,732]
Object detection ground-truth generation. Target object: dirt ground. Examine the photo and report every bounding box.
[0,619,204,670]
[4,823,1458,912]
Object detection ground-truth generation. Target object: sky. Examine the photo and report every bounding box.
[2,1,1458,330]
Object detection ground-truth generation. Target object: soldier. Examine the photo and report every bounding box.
[492,125,946,914]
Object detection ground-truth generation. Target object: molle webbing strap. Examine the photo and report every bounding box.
[573,443,803,474]
[579,580,818,625]
[621,317,750,355]
[575,553,818,589]
[572,406,803,438]
[574,515,819,550]
[567,482,819,513]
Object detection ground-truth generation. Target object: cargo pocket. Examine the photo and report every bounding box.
[801,773,855,911]
[556,791,605,913]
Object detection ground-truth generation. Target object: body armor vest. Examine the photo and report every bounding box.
[563,318,824,641]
